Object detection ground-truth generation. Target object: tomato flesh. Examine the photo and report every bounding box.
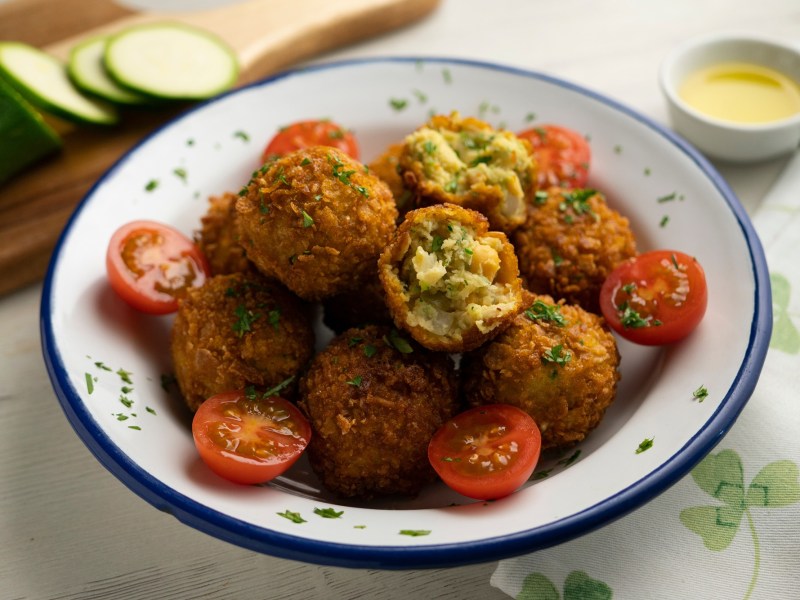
[599,250,708,345]
[517,124,591,189]
[192,390,311,485]
[428,404,541,500]
[262,119,359,163]
[106,220,210,314]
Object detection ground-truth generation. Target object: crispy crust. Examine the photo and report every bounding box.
[398,112,536,233]
[512,187,637,313]
[194,191,256,276]
[235,146,398,301]
[378,203,524,352]
[298,325,459,498]
[462,295,620,450]
[170,272,315,412]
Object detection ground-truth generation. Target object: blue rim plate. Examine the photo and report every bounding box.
[41,57,771,569]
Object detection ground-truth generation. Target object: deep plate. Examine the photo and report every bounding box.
[41,57,771,569]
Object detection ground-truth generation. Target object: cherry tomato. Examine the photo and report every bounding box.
[599,250,708,345]
[192,390,312,485]
[517,124,591,189]
[106,220,210,314]
[428,404,541,500]
[262,119,359,163]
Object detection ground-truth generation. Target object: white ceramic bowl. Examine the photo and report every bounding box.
[41,57,772,569]
[660,32,800,162]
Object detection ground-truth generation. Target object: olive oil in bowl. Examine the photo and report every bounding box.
[680,61,800,124]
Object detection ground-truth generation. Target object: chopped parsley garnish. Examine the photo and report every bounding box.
[302,210,314,228]
[442,68,452,84]
[389,98,408,111]
[328,129,345,140]
[314,507,344,519]
[268,308,281,330]
[119,395,133,409]
[274,166,289,186]
[116,368,133,385]
[173,167,188,183]
[635,437,654,454]
[348,336,363,347]
[659,215,670,228]
[524,299,567,326]
[558,189,596,217]
[234,130,250,142]
[277,510,306,524]
[346,375,363,387]
[445,179,458,193]
[383,328,414,354]
[232,305,260,337]
[525,112,536,122]
[300,157,311,166]
[144,179,159,192]
[128,425,141,431]
[146,407,157,415]
[621,283,637,294]
[363,344,377,358]
[617,302,661,329]
[262,375,296,398]
[423,139,437,155]
[541,344,572,367]
[412,89,428,103]
[431,235,444,252]
[534,190,549,205]
[614,144,623,154]
[558,449,581,466]
[657,192,677,203]
[469,155,492,167]
[85,373,95,394]
[693,385,709,402]
[400,529,431,537]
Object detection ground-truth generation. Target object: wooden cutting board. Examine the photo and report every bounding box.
[0,0,440,297]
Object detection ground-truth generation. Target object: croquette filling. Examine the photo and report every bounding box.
[406,127,531,220]
[399,220,519,338]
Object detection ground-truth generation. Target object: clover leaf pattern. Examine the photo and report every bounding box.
[680,449,800,599]
[517,570,612,600]
[770,273,800,354]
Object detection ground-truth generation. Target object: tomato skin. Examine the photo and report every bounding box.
[192,390,312,485]
[599,250,708,346]
[106,220,210,315]
[262,119,359,163]
[428,404,541,500]
[517,124,591,189]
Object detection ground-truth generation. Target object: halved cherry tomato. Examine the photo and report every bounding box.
[517,124,591,189]
[106,220,210,314]
[192,390,312,485]
[599,250,708,345]
[428,404,541,500]
[262,119,359,163]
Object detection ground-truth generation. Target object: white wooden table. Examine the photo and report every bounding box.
[1,1,798,597]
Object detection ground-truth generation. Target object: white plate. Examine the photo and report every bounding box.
[41,57,772,569]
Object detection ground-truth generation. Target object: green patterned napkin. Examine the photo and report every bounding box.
[491,155,800,600]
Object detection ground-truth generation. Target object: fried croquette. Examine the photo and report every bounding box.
[195,191,255,276]
[462,295,620,450]
[236,146,398,301]
[378,204,525,352]
[170,272,315,412]
[367,142,414,219]
[298,325,459,498]
[512,187,637,313]
[398,112,536,232]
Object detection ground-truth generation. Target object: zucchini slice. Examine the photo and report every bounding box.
[0,76,62,184]
[104,22,238,101]
[68,35,149,106]
[0,42,118,126]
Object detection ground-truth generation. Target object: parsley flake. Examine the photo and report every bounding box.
[346,375,363,387]
[636,437,654,454]
[262,375,296,398]
[431,235,444,253]
[384,329,413,354]
[232,305,260,337]
[302,211,314,228]
[400,529,431,537]
[277,510,306,524]
[363,344,377,358]
[233,130,250,142]
[542,344,571,367]
[173,167,188,183]
[314,507,344,519]
[525,299,567,326]
[144,179,159,192]
[117,369,133,385]
[389,98,408,111]
[85,373,95,394]
[268,308,281,330]
[693,385,709,402]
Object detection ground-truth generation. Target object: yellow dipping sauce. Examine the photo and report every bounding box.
[680,61,800,123]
